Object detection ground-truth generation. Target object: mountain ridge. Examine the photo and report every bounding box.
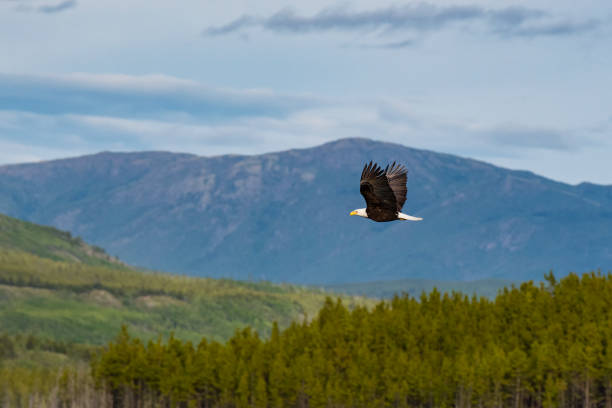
[2,137,610,187]
[1,138,610,283]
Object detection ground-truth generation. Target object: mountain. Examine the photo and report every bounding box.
[1,138,611,283]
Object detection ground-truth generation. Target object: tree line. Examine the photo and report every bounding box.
[91,271,612,408]
[0,249,338,302]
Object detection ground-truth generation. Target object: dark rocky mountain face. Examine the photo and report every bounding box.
[1,138,610,283]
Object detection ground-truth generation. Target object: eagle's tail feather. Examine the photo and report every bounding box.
[398,212,422,221]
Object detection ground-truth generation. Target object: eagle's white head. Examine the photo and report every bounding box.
[349,208,368,218]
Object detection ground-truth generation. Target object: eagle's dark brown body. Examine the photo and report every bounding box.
[364,206,398,222]
[359,161,409,222]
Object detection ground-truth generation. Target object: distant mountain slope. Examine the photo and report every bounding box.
[0,212,123,268]
[1,138,611,283]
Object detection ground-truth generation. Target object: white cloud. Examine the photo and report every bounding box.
[0,73,318,120]
[1,74,609,184]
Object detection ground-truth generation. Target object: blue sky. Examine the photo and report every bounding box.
[0,0,611,184]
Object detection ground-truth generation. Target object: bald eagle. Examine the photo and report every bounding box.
[349,161,422,222]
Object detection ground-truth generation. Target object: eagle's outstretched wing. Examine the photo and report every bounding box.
[384,162,408,211]
[360,161,397,212]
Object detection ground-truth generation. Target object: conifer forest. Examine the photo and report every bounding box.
[4,271,612,407]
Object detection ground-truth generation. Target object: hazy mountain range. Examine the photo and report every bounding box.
[1,138,610,284]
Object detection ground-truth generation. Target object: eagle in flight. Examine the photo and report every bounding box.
[350,161,422,222]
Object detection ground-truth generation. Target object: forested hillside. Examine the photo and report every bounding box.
[87,271,612,408]
[0,249,370,345]
[0,212,123,267]
[2,138,611,283]
[0,212,371,344]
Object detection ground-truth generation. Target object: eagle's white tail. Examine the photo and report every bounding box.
[398,212,423,221]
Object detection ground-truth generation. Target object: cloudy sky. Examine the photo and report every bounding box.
[0,0,610,184]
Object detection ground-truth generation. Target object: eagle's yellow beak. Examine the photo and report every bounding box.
[349,210,357,216]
